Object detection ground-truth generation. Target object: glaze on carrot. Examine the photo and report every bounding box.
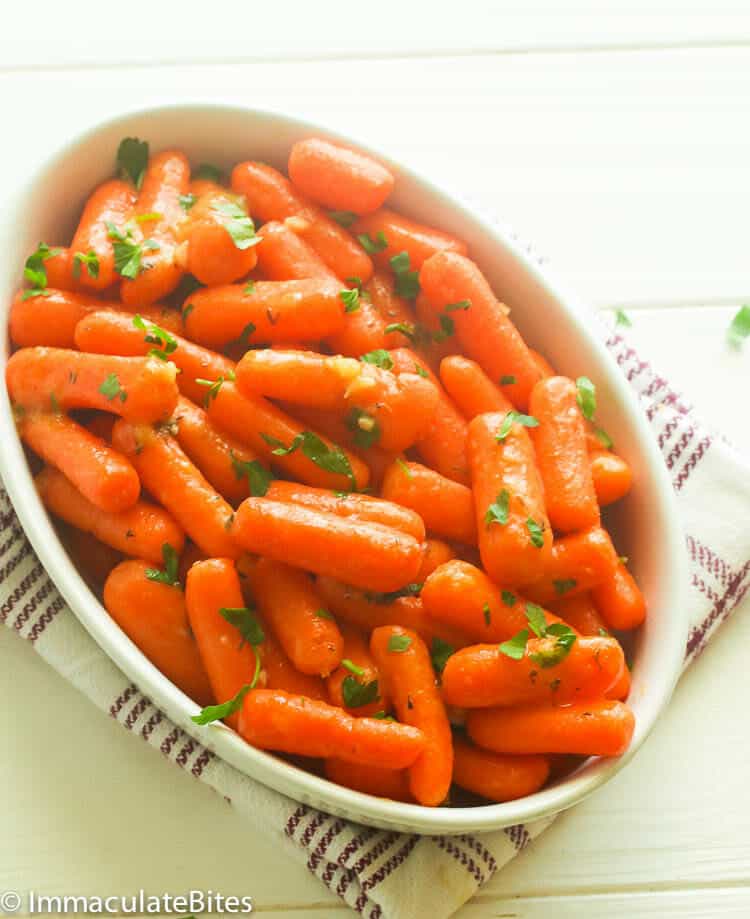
[70,179,135,289]
[351,208,467,270]
[452,736,550,802]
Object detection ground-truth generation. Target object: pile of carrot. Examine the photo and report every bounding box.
[6,133,642,808]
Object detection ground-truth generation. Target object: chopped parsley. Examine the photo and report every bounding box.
[179,193,197,211]
[360,349,393,370]
[501,590,517,607]
[357,230,388,254]
[365,583,422,605]
[483,603,491,626]
[387,634,412,653]
[500,375,517,385]
[22,242,62,299]
[211,200,259,250]
[496,410,539,442]
[430,637,454,674]
[498,603,577,667]
[195,372,234,407]
[389,251,420,299]
[342,675,380,708]
[614,308,632,327]
[576,376,597,421]
[728,305,750,347]
[260,430,355,490]
[231,452,273,496]
[116,137,149,188]
[484,489,509,527]
[396,457,413,478]
[345,407,381,449]
[194,163,223,182]
[526,518,545,548]
[72,250,100,280]
[106,221,159,280]
[553,578,578,595]
[328,210,358,227]
[340,288,360,313]
[132,314,178,361]
[145,543,180,587]
[98,373,127,403]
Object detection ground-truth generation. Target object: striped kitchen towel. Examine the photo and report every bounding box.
[2,328,749,919]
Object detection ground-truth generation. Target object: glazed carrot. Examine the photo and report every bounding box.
[231,161,373,281]
[592,561,647,631]
[74,309,234,405]
[232,497,423,592]
[238,689,425,768]
[467,700,635,756]
[235,349,438,453]
[439,355,513,419]
[206,382,369,492]
[351,208,467,270]
[6,348,178,423]
[171,396,263,505]
[61,524,123,591]
[9,289,181,349]
[176,179,258,285]
[324,758,412,801]
[530,349,555,378]
[288,138,395,215]
[441,635,625,708]
[18,410,140,513]
[36,466,184,563]
[316,576,471,650]
[254,220,337,281]
[529,376,599,533]
[420,251,542,410]
[370,626,453,806]
[120,150,190,305]
[183,279,347,349]
[381,460,476,545]
[452,737,550,802]
[326,270,415,355]
[552,592,607,636]
[389,348,470,484]
[112,420,239,559]
[257,622,329,700]
[413,291,455,368]
[326,624,390,717]
[70,179,135,289]
[266,480,425,541]
[590,450,633,506]
[468,412,552,588]
[525,526,619,607]
[104,560,213,705]
[416,539,455,582]
[246,558,343,676]
[185,558,259,728]
[367,271,417,345]
[44,248,81,292]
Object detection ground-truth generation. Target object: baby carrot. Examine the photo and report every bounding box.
[413,291,456,368]
[529,376,599,533]
[70,179,135,290]
[381,459,476,545]
[254,219,337,281]
[367,271,417,345]
[467,700,635,756]
[530,349,555,378]
[74,309,234,405]
[207,382,369,492]
[326,271,415,356]
[112,420,239,559]
[238,689,425,768]
[288,138,395,215]
[183,279,347,349]
[246,558,343,677]
[232,497,423,592]
[266,480,425,541]
[351,208,467,270]
[44,248,81,292]
[552,593,607,636]
[36,466,184,563]
[592,561,647,631]
[18,409,140,514]
[439,355,513,419]
[60,524,123,591]
[6,347,179,423]
[185,558,260,728]
[441,635,625,708]
[370,625,453,806]
[468,412,552,588]
[257,621,329,700]
[452,737,550,803]
[416,539,455,582]
[176,179,258,285]
[590,450,633,506]
[172,396,264,505]
[104,559,213,705]
[231,161,373,281]
[326,623,390,717]
[324,759,412,801]
[120,150,190,305]
[525,526,620,607]
[389,348,470,484]
[420,251,542,410]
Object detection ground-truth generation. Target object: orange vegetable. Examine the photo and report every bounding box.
[36,466,184,563]
[381,459,476,545]
[232,497,423,592]
[590,450,633,506]
[468,412,552,588]
[104,559,213,705]
[6,347,178,423]
[452,737,550,802]
[529,349,555,378]
[467,700,635,756]
[324,759,412,801]
[529,376,599,533]
[439,354,513,419]
[70,179,135,289]
[592,561,647,631]
[416,539,455,582]
[441,635,625,708]
[238,689,425,768]
[257,622,329,700]
[44,248,82,292]
[18,409,140,514]
[231,161,373,281]
[370,625,453,806]
[525,526,619,607]
[61,525,123,591]
[326,623,390,717]
[246,557,343,677]
[326,271,415,356]
[120,150,189,305]
[112,420,239,559]
[552,592,606,636]
[351,208,467,270]
[254,219,337,281]
[420,251,542,410]
[288,138,395,215]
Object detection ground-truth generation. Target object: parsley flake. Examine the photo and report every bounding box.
[145,543,180,588]
[342,675,380,708]
[388,634,412,653]
[107,221,160,280]
[315,608,334,620]
[99,373,127,403]
[501,590,517,607]
[389,251,420,299]
[345,407,381,449]
[195,373,233,407]
[179,193,197,211]
[593,427,614,449]
[231,452,273,496]
[132,314,178,361]
[340,288,360,313]
[554,578,578,596]
[329,210,358,227]
[341,659,365,677]
[22,242,62,299]
[483,603,491,626]
[500,375,517,385]
[116,137,149,188]
[484,489,509,527]
[365,583,422,604]
[357,231,388,254]
[212,200,259,250]
[728,305,750,347]
[430,637,454,674]
[72,249,100,280]
[360,349,393,370]
[219,606,265,648]
[499,629,529,660]
[396,457,413,478]
[614,308,632,327]
[526,518,545,548]
[496,410,539,442]
[195,163,223,182]
[576,376,597,420]
[260,431,355,490]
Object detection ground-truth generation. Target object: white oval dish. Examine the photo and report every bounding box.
[0,104,688,834]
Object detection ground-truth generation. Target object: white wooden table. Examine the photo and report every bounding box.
[1,5,750,916]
